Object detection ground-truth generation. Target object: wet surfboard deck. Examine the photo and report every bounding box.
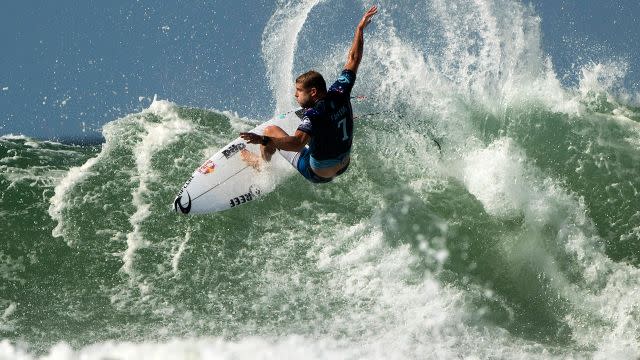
[173,110,302,215]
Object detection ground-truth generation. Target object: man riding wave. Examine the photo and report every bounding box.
[240,5,378,183]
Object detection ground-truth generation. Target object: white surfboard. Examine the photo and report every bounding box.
[173,110,303,215]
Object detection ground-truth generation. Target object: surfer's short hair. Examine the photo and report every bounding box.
[296,70,327,93]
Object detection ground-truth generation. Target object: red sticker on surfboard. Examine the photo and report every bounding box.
[197,160,216,174]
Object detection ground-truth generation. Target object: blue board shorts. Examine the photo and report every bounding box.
[280,147,350,183]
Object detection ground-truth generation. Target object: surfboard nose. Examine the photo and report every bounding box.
[174,192,192,214]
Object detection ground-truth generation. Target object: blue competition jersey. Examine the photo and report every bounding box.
[297,69,356,161]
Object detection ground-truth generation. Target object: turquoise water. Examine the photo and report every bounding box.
[2,0,640,358]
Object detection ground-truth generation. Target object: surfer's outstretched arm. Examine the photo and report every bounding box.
[344,5,378,74]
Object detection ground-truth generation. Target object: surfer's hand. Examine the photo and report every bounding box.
[240,132,263,144]
[358,5,378,30]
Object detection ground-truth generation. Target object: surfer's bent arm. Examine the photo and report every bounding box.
[267,130,310,152]
[344,5,378,73]
[240,130,309,152]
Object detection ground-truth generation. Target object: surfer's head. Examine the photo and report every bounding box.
[295,70,326,108]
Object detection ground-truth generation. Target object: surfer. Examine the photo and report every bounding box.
[240,5,378,183]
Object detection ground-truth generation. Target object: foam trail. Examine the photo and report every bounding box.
[171,229,190,274]
[262,0,324,113]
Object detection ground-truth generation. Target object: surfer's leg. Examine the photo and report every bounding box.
[280,147,332,184]
[278,148,301,169]
[262,125,288,161]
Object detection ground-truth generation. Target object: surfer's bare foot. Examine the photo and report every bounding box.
[240,149,262,171]
[261,144,276,162]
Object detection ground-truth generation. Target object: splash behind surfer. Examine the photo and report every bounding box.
[240,5,378,183]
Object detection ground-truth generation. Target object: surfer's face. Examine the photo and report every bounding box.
[295,83,316,108]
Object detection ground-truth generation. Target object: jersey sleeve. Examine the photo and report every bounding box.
[328,69,356,97]
[296,109,315,134]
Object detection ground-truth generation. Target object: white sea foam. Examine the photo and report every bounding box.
[221,110,258,132]
[264,215,555,358]
[449,134,640,357]
[48,155,101,241]
[0,337,361,360]
[0,134,30,141]
[122,98,193,275]
[578,62,628,100]
[171,230,190,274]
[2,166,68,190]
[1,303,16,321]
[456,138,531,218]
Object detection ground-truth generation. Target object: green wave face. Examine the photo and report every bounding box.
[2,94,639,357]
